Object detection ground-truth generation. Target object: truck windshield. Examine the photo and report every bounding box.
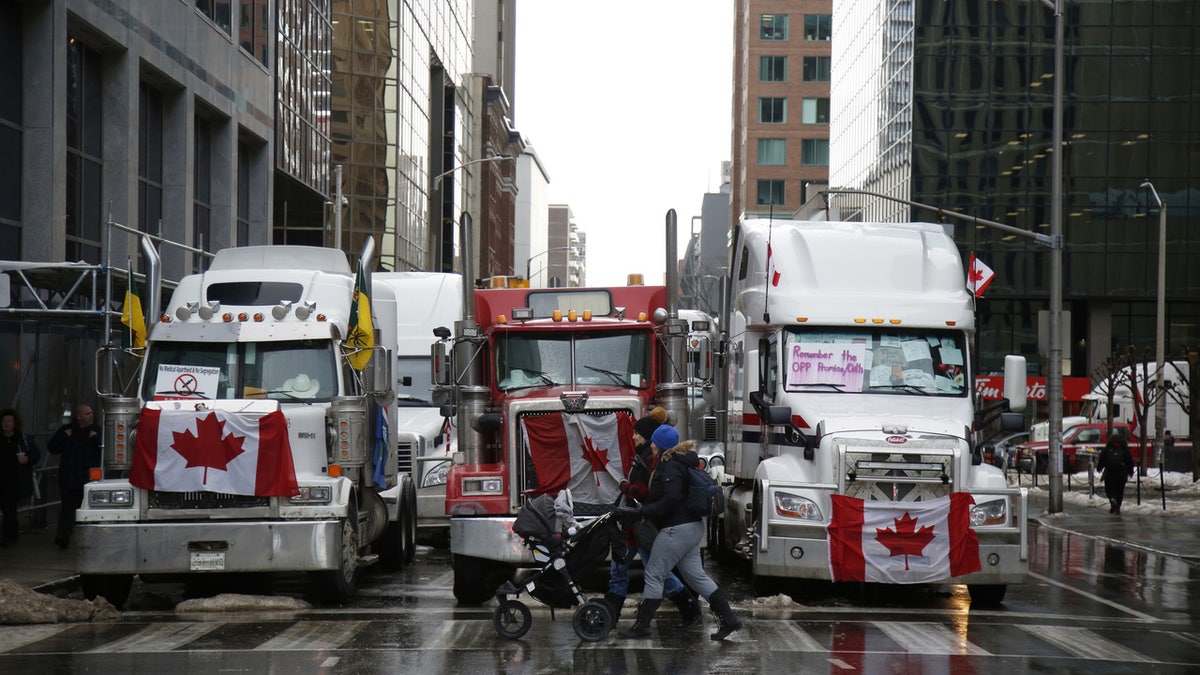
[141,339,337,401]
[496,331,650,391]
[782,327,968,397]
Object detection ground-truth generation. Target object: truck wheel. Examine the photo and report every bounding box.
[376,518,407,571]
[81,574,134,609]
[402,476,418,564]
[452,554,500,605]
[968,584,1007,606]
[318,501,360,604]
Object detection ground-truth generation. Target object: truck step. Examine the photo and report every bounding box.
[357,553,380,567]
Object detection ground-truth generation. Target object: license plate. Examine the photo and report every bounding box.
[190,551,226,571]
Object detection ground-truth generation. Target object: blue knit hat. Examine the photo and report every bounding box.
[650,424,679,450]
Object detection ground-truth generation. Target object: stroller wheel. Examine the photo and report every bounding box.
[572,599,614,642]
[493,600,533,639]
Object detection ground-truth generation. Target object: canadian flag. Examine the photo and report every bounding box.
[130,408,299,497]
[767,243,781,287]
[519,412,635,503]
[827,493,980,584]
[967,253,995,297]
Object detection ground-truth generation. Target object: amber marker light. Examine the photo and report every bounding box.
[328,464,342,477]
[583,310,592,321]
[89,467,103,481]
[552,310,563,322]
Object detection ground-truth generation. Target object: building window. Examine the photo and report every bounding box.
[802,98,830,125]
[138,83,164,236]
[194,117,212,271]
[197,0,232,34]
[759,56,787,83]
[759,98,787,124]
[65,37,103,264]
[757,139,786,166]
[237,139,250,246]
[803,56,831,82]
[804,15,832,41]
[760,14,788,40]
[239,0,270,67]
[756,180,785,207]
[802,139,829,166]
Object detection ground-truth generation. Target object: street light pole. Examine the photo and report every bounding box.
[526,246,572,288]
[430,154,514,273]
[1142,181,1167,468]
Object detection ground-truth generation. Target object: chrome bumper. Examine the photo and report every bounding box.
[450,516,534,564]
[75,520,344,574]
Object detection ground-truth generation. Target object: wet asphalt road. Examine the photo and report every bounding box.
[1,520,1198,673]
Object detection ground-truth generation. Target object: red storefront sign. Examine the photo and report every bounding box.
[975,376,1091,402]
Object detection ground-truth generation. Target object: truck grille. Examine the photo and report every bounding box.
[150,491,270,509]
[837,438,959,503]
[396,440,415,473]
[702,414,718,441]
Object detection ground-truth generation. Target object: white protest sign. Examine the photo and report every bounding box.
[154,364,221,400]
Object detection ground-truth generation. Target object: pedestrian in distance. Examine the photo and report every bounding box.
[0,409,41,545]
[605,407,700,628]
[617,424,742,641]
[48,404,102,549]
[1097,435,1135,515]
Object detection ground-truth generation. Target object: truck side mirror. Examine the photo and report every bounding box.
[365,346,392,400]
[431,341,450,386]
[688,332,712,383]
[999,411,1024,432]
[1004,355,1027,412]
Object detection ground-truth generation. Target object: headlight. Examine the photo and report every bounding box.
[422,461,450,488]
[88,488,133,507]
[773,491,822,520]
[289,485,333,504]
[706,455,725,470]
[462,476,504,495]
[971,498,1008,526]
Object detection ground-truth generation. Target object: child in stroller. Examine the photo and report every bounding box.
[492,490,627,641]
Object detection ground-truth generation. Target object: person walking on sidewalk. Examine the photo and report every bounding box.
[48,404,102,548]
[1097,435,1135,514]
[618,425,742,641]
[0,409,41,545]
[605,407,700,628]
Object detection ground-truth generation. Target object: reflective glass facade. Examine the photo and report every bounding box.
[832,0,1200,376]
[276,0,332,198]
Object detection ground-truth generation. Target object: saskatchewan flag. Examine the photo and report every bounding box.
[120,274,147,351]
[345,261,374,370]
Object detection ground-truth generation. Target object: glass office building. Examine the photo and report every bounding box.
[831,0,1200,378]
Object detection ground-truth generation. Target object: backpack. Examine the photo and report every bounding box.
[685,464,724,518]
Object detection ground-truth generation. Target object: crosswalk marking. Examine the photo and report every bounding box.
[0,625,71,654]
[875,622,991,656]
[255,620,365,651]
[1018,625,1156,662]
[88,623,219,653]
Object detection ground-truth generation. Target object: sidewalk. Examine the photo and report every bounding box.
[0,522,79,594]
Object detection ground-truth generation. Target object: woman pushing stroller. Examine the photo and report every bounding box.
[617,423,742,641]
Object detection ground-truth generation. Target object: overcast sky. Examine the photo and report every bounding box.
[513,1,734,287]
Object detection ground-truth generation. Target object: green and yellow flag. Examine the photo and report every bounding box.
[120,274,146,351]
[345,262,374,370]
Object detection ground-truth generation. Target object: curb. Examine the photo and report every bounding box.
[1031,515,1200,564]
[33,574,81,596]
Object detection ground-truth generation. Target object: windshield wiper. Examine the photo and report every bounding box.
[583,365,630,387]
[395,394,434,407]
[872,384,933,396]
[502,368,556,391]
[152,390,211,400]
[792,382,846,392]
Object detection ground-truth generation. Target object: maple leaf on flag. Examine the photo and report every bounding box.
[170,412,246,485]
[875,511,936,570]
[580,435,610,485]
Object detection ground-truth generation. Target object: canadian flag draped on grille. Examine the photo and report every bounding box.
[130,408,299,497]
[519,412,635,503]
[827,493,980,583]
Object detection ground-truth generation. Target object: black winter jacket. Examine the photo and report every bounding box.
[639,449,702,530]
[48,422,102,490]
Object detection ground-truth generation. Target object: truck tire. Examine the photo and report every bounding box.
[452,554,501,605]
[317,501,360,604]
[81,574,134,609]
[402,476,418,564]
[967,584,1007,606]
[375,518,407,571]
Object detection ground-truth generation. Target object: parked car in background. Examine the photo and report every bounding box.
[1017,422,1136,474]
[982,431,1029,470]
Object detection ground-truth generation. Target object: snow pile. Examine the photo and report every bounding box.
[176,593,311,613]
[1015,470,1200,517]
[751,593,802,609]
[0,579,121,624]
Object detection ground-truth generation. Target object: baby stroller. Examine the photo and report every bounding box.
[492,491,626,641]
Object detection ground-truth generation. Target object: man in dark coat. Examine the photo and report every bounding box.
[48,404,102,548]
[1097,436,1135,514]
[0,409,41,545]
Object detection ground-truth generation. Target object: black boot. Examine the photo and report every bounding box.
[669,588,702,629]
[603,593,626,622]
[707,589,742,641]
[618,598,662,638]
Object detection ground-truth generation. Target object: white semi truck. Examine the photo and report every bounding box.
[80,241,417,606]
[710,219,1029,604]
